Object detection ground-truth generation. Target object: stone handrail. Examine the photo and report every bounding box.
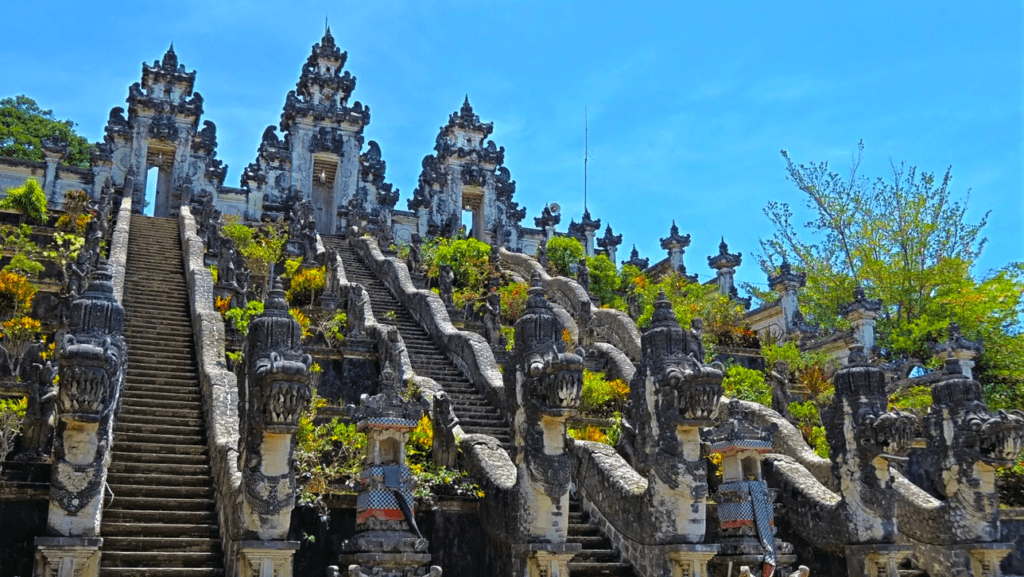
[498,248,642,362]
[108,195,132,303]
[571,441,719,577]
[352,236,507,414]
[179,206,243,576]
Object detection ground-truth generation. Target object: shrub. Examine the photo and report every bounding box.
[586,254,620,305]
[0,271,36,316]
[0,397,27,467]
[890,385,933,415]
[407,415,433,464]
[498,282,529,324]
[723,364,771,406]
[295,391,367,504]
[427,237,491,291]
[580,369,629,417]
[546,236,584,276]
[290,308,311,339]
[214,296,231,316]
[1,315,40,375]
[317,310,347,347]
[286,267,325,307]
[224,301,264,336]
[3,254,44,279]
[0,179,47,224]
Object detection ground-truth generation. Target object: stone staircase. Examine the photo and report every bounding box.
[100,215,223,576]
[568,497,637,576]
[325,237,512,451]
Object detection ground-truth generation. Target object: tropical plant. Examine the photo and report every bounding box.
[579,369,629,417]
[498,281,529,324]
[289,308,311,339]
[0,179,48,224]
[0,271,36,317]
[286,266,325,307]
[0,397,27,469]
[546,236,584,276]
[224,301,264,336]
[722,364,771,406]
[585,254,620,305]
[56,189,91,233]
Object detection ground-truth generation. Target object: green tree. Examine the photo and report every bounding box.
[755,142,1023,407]
[0,96,91,167]
[585,254,620,305]
[546,236,584,276]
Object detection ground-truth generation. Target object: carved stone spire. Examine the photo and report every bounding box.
[623,244,649,270]
[708,237,749,309]
[597,224,623,264]
[567,209,602,257]
[660,221,692,276]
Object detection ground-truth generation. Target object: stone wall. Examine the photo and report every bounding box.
[351,236,506,413]
[498,248,641,361]
[0,158,98,206]
[179,206,244,576]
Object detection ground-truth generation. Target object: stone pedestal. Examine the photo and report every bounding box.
[666,544,719,577]
[34,537,102,577]
[845,544,911,577]
[237,540,299,577]
[513,543,581,577]
[966,543,1013,577]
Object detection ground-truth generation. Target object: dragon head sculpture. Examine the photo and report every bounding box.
[620,291,723,474]
[57,266,126,424]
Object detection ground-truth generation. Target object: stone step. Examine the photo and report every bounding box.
[107,484,212,499]
[107,472,211,488]
[115,431,206,446]
[569,523,601,536]
[108,462,211,479]
[102,509,216,525]
[114,422,206,437]
[101,520,218,541]
[121,397,202,411]
[120,382,202,397]
[113,440,207,456]
[121,388,201,403]
[127,368,198,379]
[111,451,208,466]
[118,413,204,428]
[103,496,215,512]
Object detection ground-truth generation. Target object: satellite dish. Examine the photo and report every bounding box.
[549,203,561,215]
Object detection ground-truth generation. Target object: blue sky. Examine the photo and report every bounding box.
[2,1,1020,294]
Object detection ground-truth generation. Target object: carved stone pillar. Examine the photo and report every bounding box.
[237,541,300,577]
[33,537,102,577]
[966,543,1013,577]
[239,281,312,540]
[845,543,911,577]
[840,285,882,356]
[666,544,719,577]
[513,543,579,577]
[45,265,125,538]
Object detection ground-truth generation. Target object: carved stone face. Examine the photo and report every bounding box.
[526,349,583,417]
[956,406,1024,467]
[58,335,122,423]
[253,351,313,434]
[654,357,723,428]
[846,397,917,460]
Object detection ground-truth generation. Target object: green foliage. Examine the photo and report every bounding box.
[317,311,347,347]
[286,267,325,307]
[501,325,515,351]
[723,364,771,406]
[546,236,584,276]
[754,142,1022,406]
[224,301,264,336]
[423,236,492,292]
[890,385,933,415]
[498,282,529,324]
[579,369,629,418]
[0,179,48,224]
[43,231,85,289]
[283,257,303,279]
[0,396,27,466]
[624,270,747,358]
[290,308,311,339]
[586,254,620,305]
[788,401,829,457]
[3,253,44,279]
[221,220,287,296]
[0,96,92,167]
[296,392,367,504]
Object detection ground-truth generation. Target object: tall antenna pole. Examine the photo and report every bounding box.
[584,108,588,212]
